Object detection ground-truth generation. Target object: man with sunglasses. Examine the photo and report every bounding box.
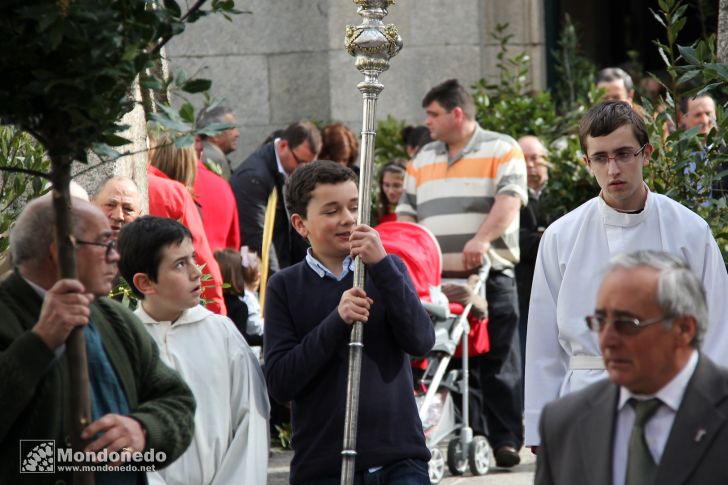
[0,196,195,482]
[536,250,728,485]
[231,120,321,276]
[524,101,728,451]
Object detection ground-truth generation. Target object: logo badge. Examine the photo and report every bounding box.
[20,440,55,473]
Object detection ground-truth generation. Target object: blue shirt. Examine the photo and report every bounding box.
[85,322,135,485]
[305,248,356,281]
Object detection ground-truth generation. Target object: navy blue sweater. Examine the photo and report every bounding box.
[264,255,435,483]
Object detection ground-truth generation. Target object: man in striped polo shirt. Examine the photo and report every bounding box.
[397,79,528,467]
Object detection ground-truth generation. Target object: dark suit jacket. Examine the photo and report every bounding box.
[515,190,553,318]
[536,354,728,485]
[230,142,308,275]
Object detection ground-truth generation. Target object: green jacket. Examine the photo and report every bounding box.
[0,270,196,484]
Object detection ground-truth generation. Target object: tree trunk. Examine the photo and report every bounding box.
[719,0,728,63]
[50,155,95,485]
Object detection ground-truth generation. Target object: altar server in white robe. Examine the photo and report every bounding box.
[524,101,728,447]
[116,215,270,485]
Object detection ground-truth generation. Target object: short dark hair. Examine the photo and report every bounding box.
[578,101,648,153]
[281,120,323,155]
[421,79,475,120]
[285,160,358,218]
[117,216,192,298]
[595,67,634,92]
[401,125,432,153]
[678,92,714,115]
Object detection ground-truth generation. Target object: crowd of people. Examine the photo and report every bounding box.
[1,65,727,485]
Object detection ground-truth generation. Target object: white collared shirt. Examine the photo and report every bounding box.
[273,138,287,178]
[304,248,355,281]
[612,350,699,485]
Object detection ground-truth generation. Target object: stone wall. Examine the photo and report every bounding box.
[165,0,547,167]
[72,80,149,212]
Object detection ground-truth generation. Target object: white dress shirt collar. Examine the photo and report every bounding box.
[273,138,287,178]
[617,349,699,412]
[305,247,355,281]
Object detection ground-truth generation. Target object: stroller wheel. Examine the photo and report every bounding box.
[446,439,468,475]
[428,447,445,484]
[468,436,491,475]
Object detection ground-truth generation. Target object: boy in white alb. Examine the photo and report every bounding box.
[524,101,728,448]
[117,216,269,485]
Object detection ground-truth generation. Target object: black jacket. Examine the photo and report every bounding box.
[230,142,308,275]
[515,190,554,317]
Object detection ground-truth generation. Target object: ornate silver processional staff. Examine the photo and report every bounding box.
[341,1,402,484]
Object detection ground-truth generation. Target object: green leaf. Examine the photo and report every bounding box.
[179,102,195,124]
[149,112,191,133]
[91,143,122,160]
[181,78,212,94]
[163,0,182,18]
[195,122,237,137]
[657,47,671,67]
[704,63,728,82]
[696,83,721,97]
[174,70,188,86]
[102,133,131,147]
[676,69,701,85]
[672,4,688,23]
[677,45,701,66]
[174,135,194,148]
[650,9,666,28]
[670,17,687,40]
[141,75,164,90]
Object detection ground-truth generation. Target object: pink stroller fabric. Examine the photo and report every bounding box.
[375,221,442,299]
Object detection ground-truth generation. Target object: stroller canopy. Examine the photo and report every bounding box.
[376,221,442,299]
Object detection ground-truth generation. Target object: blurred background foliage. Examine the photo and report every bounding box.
[0,126,50,254]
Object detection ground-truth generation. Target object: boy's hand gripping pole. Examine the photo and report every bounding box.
[341,2,401,484]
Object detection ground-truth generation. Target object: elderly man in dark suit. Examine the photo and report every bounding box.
[536,250,728,485]
[514,135,553,367]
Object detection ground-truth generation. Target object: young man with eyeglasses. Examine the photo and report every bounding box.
[536,250,728,485]
[524,101,728,451]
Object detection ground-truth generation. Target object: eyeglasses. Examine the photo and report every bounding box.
[585,313,673,336]
[290,147,306,166]
[76,239,117,259]
[586,144,648,165]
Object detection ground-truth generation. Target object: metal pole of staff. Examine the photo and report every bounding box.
[340,1,401,484]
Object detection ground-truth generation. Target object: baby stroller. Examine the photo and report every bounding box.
[376,221,492,484]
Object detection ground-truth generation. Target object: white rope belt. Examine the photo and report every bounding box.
[569,355,605,370]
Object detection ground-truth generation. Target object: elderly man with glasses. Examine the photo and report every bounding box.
[0,196,195,482]
[524,101,728,452]
[536,250,728,485]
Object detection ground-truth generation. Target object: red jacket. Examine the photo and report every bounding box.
[147,165,226,315]
[193,160,240,252]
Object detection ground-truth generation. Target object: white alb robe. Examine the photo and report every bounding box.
[524,189,728,445]
[135,305,270,484]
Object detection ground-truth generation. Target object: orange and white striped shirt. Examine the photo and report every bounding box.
[396,125,527,272]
